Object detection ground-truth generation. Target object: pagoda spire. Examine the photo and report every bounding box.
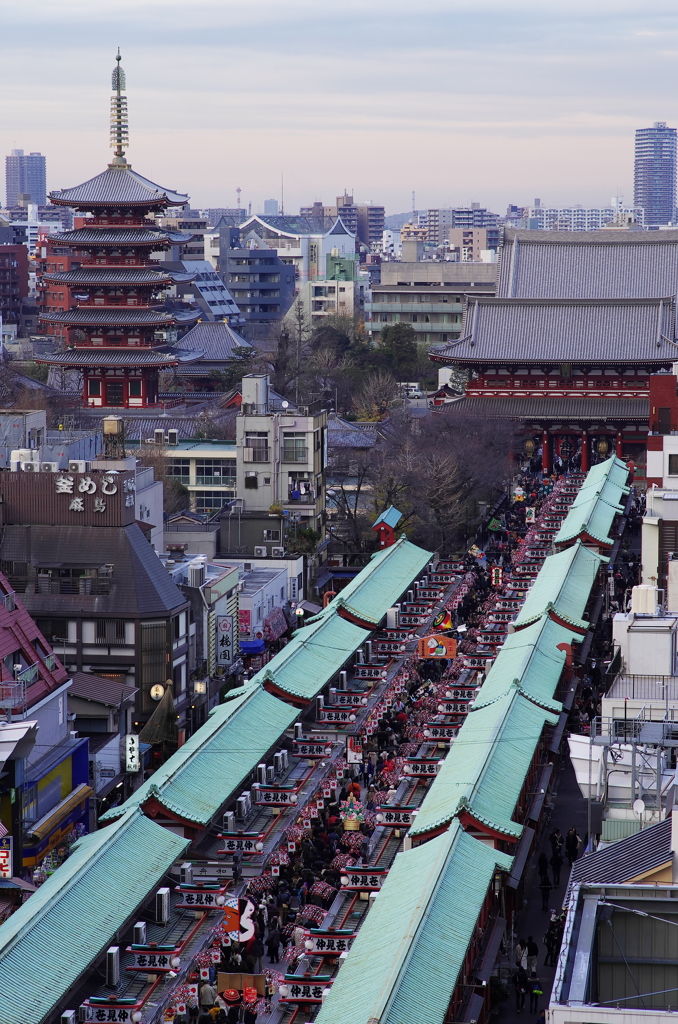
[109,49,129,166]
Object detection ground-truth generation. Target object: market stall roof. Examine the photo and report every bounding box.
[577,454,629,491]
[479,614,582,706]
[315,821,512,1024]
[555,490,621,548]
[309,535,432,628]
[569,475,629,512]
[100,684,298,825]
[514,540,607,630]
[253,611,370,703]
[408,689,559,841]
[0,809,189,1024]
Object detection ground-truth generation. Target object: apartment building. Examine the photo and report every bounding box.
[426,206,501,245]
[300,194,385,247]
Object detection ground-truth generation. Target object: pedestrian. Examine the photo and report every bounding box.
[550,848,564,886]
[536,1010,546,1024]
[549,828,563,856]
[539,875,552,911]
[514,937,528,969]
[251,934,265,974]
[266,926,281,963]
[200,980,218,1013]
[528,972,543,1013]
[512,967,528,1012]
[543,925,557,966]
[232,850,242,884]
[526,935,539,975]
[565,826,581,866]
[537,852,549,881]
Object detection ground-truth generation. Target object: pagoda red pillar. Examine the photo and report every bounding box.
[616,431,623,457]
[581,430,589,472]
[541,430,551,474]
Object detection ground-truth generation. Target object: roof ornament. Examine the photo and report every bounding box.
[109,49,129,167]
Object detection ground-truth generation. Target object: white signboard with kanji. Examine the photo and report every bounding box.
[217,615,234,666]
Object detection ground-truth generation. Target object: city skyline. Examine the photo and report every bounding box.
[2,0,678,214]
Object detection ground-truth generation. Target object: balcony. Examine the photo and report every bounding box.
[282,447,309,463]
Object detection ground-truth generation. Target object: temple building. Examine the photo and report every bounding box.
[36,53,201,409]
[430,229,678,477]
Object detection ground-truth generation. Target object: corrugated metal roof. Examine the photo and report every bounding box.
[315,821,512,1024]
[570,816,672,886]
[253,612,370,701]
[431,297,676,365]
[569,476,629,512]
[311,536,432,627]
[435,395,650,421]
[100,685,298,825]
[408,689,559,840]
[0,809,189,1024]
[498,230,678,299]
[578,454,630,489]
[49,166,189,207]
[515,541,607,629]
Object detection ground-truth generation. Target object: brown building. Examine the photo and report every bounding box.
[300,193,385,248]
[0,243,29,326]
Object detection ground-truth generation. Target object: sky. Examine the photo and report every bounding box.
[2,0,678,216]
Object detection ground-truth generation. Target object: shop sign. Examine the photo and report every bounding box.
[340,867,388,891]
[333,692,367,707]
[0,837,11,878]
[253,785,298,806]
[402,603,430,615]
[417,587,442,599]
[175,884,227,910]
[375,805,416,827]
[316,709,356,725]
[374,639,405,654]
[404,758,441,777]
[126,946,180,973]
[238,609,251,638]
[429,572,458,583]
[424,723,457,741]
[292,739,331,758]
[216,615,233,666]
[380,628,412,641]
[217,832,264,854]
[438,701,472,715]
[278,979,333,1004]
[81,1004,141,1022]
[306,930,356,955]
[399,613,425,626]
[417,634,457,659]
[355,664,388,677]
[437,560,464,571]
[125,733,140,773]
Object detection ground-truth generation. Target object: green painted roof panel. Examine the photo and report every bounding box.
[252,612,371,700]
[515,540,605,628]
[315,821,512,1024]
[479,615,580,706]
[555,492,620,545]
[0,810,189,1024]
[101,685,298,824]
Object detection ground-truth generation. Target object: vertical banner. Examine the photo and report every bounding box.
[217,615,234,666]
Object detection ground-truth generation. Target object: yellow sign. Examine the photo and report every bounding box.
[417,635,457,659]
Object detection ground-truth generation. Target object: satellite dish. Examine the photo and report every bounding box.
[633,798,645,815]
[282,400,289,409]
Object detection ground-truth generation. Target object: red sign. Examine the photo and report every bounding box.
[238,609,251,637]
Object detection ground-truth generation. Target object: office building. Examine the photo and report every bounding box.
[300,194,385,247]
[635,122,677,226]
[219,244,296,335]
[5,150,46,208]
[237,212,355,287]
[263,199,279,217]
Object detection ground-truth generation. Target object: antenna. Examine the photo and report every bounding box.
[281,172,284,216]
[110,49,129,163]
[236,186,242,209]
[412,190,416,216]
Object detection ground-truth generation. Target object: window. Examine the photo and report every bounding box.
[263,529,280,542]
[194,491,233,514]
[129,379,142,397]
[96,619,126,643]
[88,379,101,396]
[196,459,236,486]
[244,473,258,489]
[35,617,68,642]
[669,454,678,476]
[167,459,190,484]
[282,432,308,463]
[245,432,269,461]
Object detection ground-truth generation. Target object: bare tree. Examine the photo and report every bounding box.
[354,370,401,420]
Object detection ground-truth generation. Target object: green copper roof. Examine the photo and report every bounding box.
[315,821,512,1024]
[0,810,189,1024]
[515,540,607,629]
[578,454,629,490]
[100,685,298,825]
[480,614,581,706]
[311,535,432,627]
[571,475,629,510]
[408,689,559,840]
[251,611,371,701]
[555,490,620,546]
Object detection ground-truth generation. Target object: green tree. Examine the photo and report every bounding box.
[378,323,419,378]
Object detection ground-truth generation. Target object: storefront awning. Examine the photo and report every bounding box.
[28,783,93,840]
[240,639,265,654]
[0,720,38,772]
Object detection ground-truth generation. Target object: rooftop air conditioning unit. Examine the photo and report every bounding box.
[256,763,266,785]
[265,765,275,784]
[254,546,267,557]
[274,752,285,774]
[105,946,120,987]
[40,462,58,472]
[223,810,235,832]
[179,862,193,886]
[154,429,165,445]
[188,560,206,588]
[21,462,37,472]
[68,460,89,474]
[271,546,284,558]
[155,887,170,925]
[133,921,147,945]
[60,1012,77,1024]
[167,429,178,446]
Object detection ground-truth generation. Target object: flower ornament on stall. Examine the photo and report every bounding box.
[339,794,365,829]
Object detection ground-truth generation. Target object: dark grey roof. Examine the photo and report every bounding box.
[569,816,672,886]
[0,524,186,616]
[439,395,650,421]
[242,214,335,236]
[122,415,235,441]
[42,268,173,287]
[68,671,137,706]
[173,321,252,361]
[40,308,175,327]
[49,166,189,208]
[51,228,192,247]
[38,349,179,366]
[498,229,678,299]
[327,415,379,449]
[430,297,677,365]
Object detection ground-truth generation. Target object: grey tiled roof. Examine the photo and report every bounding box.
[430,297,677,364]
[327,416,379,448]
[40,308,175,326]
[439,395,650,420]
[569,816,671,886]
[173,321,252,361]
[49,166,189,208]
[51,228,192,246]
[39,349,179,366]
[122,415,235,442]
[68,671,137,706]
[242,214,335,236]
[42,268,173,286]
[498,229,678,299]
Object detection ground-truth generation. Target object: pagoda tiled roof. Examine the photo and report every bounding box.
[430,296,677,365]
[49,165,189,208]
[172,320,252,361]
[50,228,192,247]
[37,349,181,367]
[498,228,678,299]
[40,308,176,327]
[42,268,175,287]
[438,395,650,421]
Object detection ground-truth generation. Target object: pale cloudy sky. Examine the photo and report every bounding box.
[2,0,678,215]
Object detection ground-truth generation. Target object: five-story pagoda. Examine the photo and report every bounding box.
[38,53,200,408]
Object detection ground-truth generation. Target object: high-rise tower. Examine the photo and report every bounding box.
[5,149,47,207]
[37,53,200,408]
[634,121,677,226]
